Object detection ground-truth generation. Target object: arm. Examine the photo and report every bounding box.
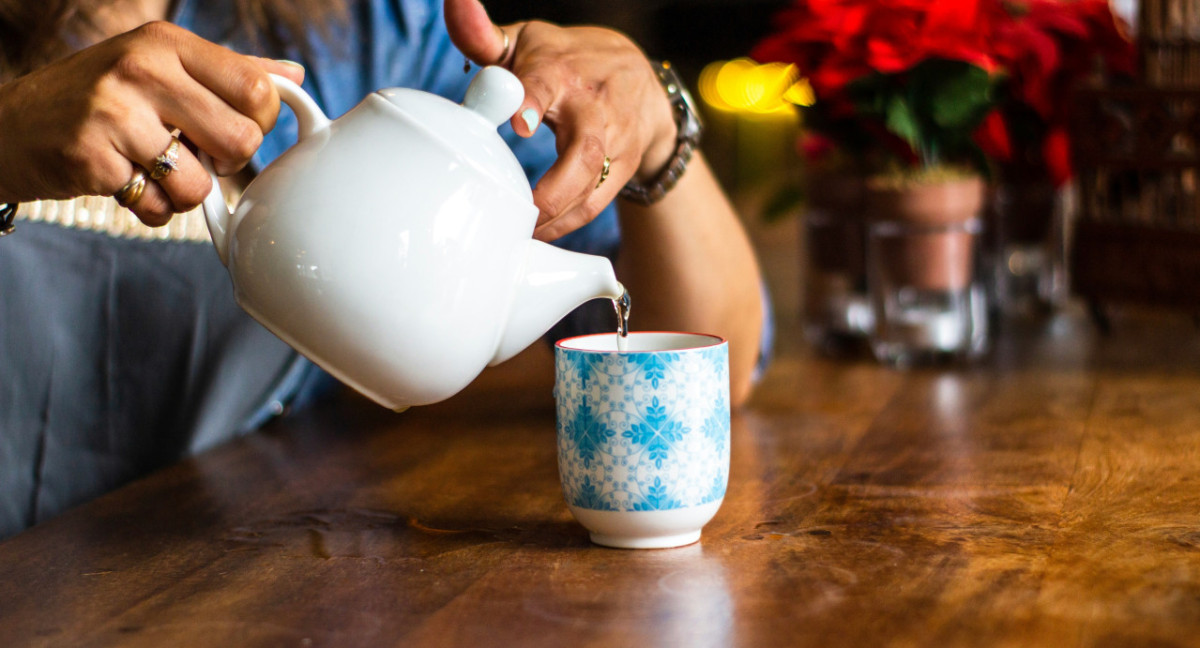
[445,0,767,405]
[616,157,764,407]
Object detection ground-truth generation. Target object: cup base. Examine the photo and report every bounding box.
[567,500,723,550]
[589,529,701,550]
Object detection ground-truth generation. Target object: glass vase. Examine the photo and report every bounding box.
[800,174,872,354]
[865,177,989,367]
[987,180,1070,315]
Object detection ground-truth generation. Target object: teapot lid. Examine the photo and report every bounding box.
[376,66,531,202]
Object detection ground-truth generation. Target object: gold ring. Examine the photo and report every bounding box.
[596,156,611,189]
[495,27,511,65]
[113,168,147,208]
[150,137,181,180]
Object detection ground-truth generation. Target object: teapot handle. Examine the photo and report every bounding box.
[200,74,331,265]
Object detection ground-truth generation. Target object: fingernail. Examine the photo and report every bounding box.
[276,59,305,72]
[521,108,539,134]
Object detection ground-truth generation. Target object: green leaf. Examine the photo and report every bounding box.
[914,59,995,130]
[885,94,921,150]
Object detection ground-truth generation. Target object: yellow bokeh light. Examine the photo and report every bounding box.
[698,58,803,115]
[717,59,759,109]
[699,60,730,110]
[783,78,816,107]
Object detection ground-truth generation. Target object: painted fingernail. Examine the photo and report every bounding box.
[521,108,539,134]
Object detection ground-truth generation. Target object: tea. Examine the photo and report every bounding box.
[612,286,632,352]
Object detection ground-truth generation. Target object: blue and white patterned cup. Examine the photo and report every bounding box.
[554,332,730,549]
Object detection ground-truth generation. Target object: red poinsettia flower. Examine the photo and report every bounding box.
[993,0,1133,122]
[974,108,1013,163]
[752,0,1001,99]
[752,0,1135,184]
[798,132,838,162]
[1042,126,1073,187]
[987,0,1136,185]
[753,0,1004,171]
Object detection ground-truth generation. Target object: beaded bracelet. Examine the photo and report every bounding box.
[0,202,15,237]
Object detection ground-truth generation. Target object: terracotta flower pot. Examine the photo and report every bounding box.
[866,175,985,292]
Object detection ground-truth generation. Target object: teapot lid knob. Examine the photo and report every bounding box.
[462,66,525,128]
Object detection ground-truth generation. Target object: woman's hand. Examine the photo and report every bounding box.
[445,0,677,241]
[0,21,304,226]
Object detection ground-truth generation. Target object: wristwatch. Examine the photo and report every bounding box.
[619,60,704,206]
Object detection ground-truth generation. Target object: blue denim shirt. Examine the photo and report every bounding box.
[174,0,625,424]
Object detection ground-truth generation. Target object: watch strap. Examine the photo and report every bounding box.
[619,61,703,206]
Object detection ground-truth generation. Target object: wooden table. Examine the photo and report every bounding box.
[3,272,1200,645]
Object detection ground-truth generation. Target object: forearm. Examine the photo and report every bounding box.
[615,155,764,407]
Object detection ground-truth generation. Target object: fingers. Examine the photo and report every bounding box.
[108,160,178,228]
[125,169,176,228]
[171,55,280,175]
[112,22,287,176]
[444,0,515,66]
[479,22,671,240]
[503,52,589,234]
[510,63,551,138]
[0,21,302,225]
[250,56,306,85]
[117,132,212,226]
[173,27,282,133]
[533,154,628,242]
[104,22,303,223]
[531,104,625,241]
[508,33,633,240]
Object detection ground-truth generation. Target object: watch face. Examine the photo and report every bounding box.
[679,86,703,140]
[660,64,703,142]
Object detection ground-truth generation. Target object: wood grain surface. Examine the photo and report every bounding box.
[3,221,1200,647]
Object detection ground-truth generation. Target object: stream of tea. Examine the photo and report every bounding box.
[613,287,631,352]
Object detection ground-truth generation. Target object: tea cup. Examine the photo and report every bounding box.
[554,332,729,549]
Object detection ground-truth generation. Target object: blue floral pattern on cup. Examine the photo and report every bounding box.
[555,335,730,512]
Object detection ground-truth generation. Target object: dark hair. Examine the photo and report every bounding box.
[0,0,348,81]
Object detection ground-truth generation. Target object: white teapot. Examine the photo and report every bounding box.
[201,67,623,411]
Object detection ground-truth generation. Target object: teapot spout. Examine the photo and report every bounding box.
[491,240,624,365]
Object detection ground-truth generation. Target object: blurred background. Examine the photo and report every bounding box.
[484,2,1189,361]
[487,0,786,67]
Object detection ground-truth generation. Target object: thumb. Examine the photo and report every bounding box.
[444,0,510,66]
[251,57,307,85]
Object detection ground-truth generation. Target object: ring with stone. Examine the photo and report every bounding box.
[150,137,182,180]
